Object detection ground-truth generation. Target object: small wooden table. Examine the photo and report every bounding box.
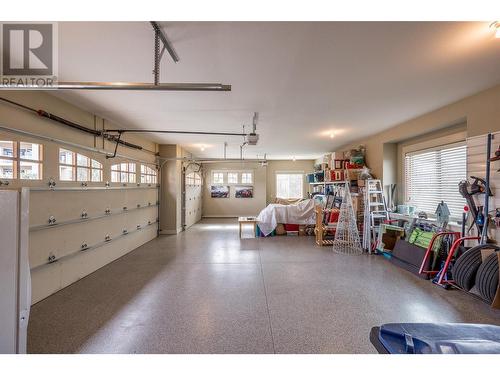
[238,217,258,238]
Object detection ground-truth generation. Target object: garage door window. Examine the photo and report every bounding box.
[141,164,157,184]
[186,172,202,186]
[276,173,303,199]
[59,148,102,182]
[405,142,466,219]
[111,162,136,183]
[1,140,43,180]
[19,142,43,180]
[0,140,16,179]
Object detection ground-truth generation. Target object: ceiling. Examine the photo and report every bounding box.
[52,21,500,159]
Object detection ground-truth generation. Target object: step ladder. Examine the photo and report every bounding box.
[363,179,389,253]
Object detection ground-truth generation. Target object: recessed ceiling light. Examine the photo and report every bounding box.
[330,132,335,139]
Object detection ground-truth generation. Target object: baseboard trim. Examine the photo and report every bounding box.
[161,228,183,235]
[202,215,239,218]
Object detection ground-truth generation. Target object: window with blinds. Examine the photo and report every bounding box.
[276,173,303,199]
[405,142,466,219]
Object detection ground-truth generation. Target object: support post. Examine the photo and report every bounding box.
[481,133,492,244]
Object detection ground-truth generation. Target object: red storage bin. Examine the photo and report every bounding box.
[328,170,344,181]
[284,224,300,231]
[329,211,340,223]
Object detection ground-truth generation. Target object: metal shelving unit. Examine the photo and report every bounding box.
[308,180,347,195]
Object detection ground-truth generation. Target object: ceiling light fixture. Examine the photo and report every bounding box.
[330,132,335,139]
[491,21,500,38]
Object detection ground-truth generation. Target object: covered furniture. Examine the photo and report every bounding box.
[256,199,316,236]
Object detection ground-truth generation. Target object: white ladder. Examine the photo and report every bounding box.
[363,179,389,253]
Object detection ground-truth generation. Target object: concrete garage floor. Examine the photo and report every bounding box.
[28,218,500,354]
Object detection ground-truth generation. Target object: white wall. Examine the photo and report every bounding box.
[0,91,159,304]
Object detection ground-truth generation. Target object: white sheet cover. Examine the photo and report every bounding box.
[256,199,316,236]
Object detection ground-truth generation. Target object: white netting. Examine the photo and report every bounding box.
[332,182,363,255]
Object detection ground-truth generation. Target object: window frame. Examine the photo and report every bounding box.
[275,172,304,200]
[59,148,103,182]
[0,140,43,180]
[212,171,224,184]
[111,162,137,184]
[241,172,253,184]
[140,164,157,184]
[186,171,202,187]
[227,172,238,184]
[404,141,466,220]
[212,170,253,185]
[0,140,17,179]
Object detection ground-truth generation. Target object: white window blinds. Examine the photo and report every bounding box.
[405,142,466,219]
[276,173,303,199]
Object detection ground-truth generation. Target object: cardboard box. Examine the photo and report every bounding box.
[346,169,362,180]
[275,223,287,235]
[333,159,344,169]
[324,169,332,182]
[335,170,344,181]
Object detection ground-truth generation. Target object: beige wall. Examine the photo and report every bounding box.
[202,162,267,217]
[335,83,500,186]
[382,143,397,186]
[201,160,315,217]
[0,91,159,304]
[159,144,183,234]
[266,160,314,203]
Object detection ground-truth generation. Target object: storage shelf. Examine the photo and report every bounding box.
[309,181,347,185]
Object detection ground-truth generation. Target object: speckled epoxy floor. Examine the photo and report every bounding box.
[28,218,500,353]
